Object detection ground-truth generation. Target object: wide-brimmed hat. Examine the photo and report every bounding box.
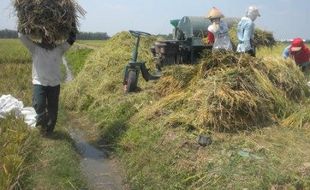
[290,38,304,52]
[207,7,224,19]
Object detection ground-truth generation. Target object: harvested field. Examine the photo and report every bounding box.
[63,31,309,132]
[62,32,310,189]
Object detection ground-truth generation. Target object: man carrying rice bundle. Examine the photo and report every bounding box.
[15,0,84,136]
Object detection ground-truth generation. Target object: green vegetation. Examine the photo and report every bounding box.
[66,47,93,76]
[76,40,106,48]
[0,39,87,189]
[0,39,31,64]
[63,33,310,189]
[27,108,87,190]
[1,35,310,189]
[0,117,39,190]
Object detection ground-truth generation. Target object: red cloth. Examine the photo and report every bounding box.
[290,45,310,65]
[207,31,215,44]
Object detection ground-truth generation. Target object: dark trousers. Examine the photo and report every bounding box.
[33,85,60,133]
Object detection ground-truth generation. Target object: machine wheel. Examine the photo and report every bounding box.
[126,70,137,92]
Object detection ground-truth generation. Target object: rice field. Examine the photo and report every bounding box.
[0,39,87,189]
[0,39,31,64]
[1,36,310,189]
[62,33,310,189]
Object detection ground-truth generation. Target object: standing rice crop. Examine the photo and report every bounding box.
[0,116,39,189]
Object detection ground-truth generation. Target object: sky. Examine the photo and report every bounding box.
[0,0,309,40]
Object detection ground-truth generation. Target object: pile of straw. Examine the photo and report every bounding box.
[150,52,309,131]
[62,32,157,111]
[62,32,309,132]
[194,52,307,130]
[14,0,86,41]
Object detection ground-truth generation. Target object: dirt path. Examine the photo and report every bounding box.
[63,57,126,190]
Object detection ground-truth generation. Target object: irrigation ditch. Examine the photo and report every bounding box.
[63,57,126,190]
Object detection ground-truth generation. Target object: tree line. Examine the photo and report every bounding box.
[0,29,110,40]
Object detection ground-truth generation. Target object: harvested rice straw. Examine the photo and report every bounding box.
[14,0,86,42]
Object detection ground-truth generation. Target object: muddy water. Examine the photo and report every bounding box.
[63,57,125,190]
[69,128,124,190]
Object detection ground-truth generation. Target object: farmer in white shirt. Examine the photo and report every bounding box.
[19,28,76,136]
[205,7,233,51]
[237,6,261,57]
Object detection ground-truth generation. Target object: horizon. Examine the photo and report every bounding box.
[1,0,309,40]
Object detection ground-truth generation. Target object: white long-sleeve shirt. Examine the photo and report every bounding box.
[19,34,71,86]
[208,20,233,51]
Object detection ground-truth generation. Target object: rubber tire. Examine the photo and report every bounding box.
[127,71,137,92]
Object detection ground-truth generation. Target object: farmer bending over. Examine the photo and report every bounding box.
[237,6,261,57]
[282,38,310,72]
[19,27,76,136]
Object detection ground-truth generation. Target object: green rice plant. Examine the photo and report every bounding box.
[65,47,93,76]
[0,63,32,105]
[0,39,87,189]
[0,116,39,190]
[0,39,31,64]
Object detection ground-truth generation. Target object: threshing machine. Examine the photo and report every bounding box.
[151,16,237,71]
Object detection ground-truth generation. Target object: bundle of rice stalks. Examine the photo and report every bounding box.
[254,28,276,48]
[259,57,310,101]
[282,101,310,128]
[155,65,197,97]
[14,0,86,42]
[193,53,277,131]
[150,52,308,132]
[229,25,276,49]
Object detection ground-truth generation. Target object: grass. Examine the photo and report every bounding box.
[0,63,32,105]
[0,39,31,64]
[76,40,106,48]
[0,117,39,190]
[63,33,310,190]
[27,108,87,190]
[0,39,87,189]
[65,47,93,76]
[117,121,310,189]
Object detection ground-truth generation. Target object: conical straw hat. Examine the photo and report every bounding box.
[206,7,224,19]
